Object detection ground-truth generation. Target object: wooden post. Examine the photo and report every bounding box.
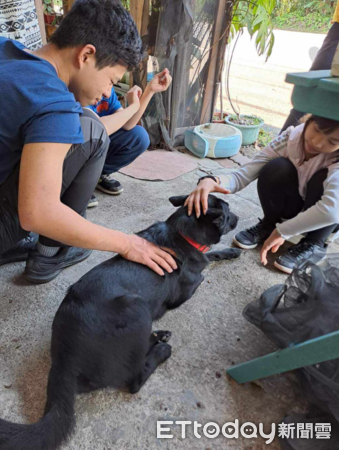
[200,0,229,124]
[129,0,150,91]
[35,0,47,45]
[63,0,76,15]
[130,0,144,33]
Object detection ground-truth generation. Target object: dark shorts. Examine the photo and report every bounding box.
[0,108,109,253]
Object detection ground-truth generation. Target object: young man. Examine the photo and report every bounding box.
[0,0,176,283]
[87,69,172,199]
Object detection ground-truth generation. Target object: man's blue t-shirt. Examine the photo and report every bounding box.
[88,90,122,117]
[0,38,83,185]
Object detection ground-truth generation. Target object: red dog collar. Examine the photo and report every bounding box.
[180,234,210,254]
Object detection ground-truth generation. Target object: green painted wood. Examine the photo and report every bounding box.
[285,70,331,87]
[319,77,339,93]
[285,70,339,121]
[227,330,339,384]
[291,85,339,121]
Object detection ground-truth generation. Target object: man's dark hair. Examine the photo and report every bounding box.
[50,0,144,70]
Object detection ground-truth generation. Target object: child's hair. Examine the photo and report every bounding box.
[302,114,339,135]
[50,0,144,71]
[299,114,339,160]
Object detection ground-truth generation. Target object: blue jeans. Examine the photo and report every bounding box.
[102,125,150,175]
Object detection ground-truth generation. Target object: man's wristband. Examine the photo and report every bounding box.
[197,175,220,185]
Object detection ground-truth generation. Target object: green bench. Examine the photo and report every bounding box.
[227,330,339,384]
[285,69,339,121]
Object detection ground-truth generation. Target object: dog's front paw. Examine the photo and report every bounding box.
[228,248,242,259]
[152,330,172,343]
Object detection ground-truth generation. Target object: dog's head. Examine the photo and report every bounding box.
[167,194,238,246]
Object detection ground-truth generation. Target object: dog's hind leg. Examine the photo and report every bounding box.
[129,342,172,394]
[148,330,172,353]
[206,248,242,262]
[77,374,103,394]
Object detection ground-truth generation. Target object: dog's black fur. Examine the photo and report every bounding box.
[0,195,240,450]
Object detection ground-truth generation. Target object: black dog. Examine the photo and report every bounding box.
[0,195,240,450]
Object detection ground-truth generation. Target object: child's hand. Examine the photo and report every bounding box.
[127,86,142,107]
[184,179,230,218]
[148,69,172,93]
[261,229,285,266]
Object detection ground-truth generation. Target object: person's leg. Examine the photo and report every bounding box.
[0,165,28,253]
[0,165,38,264]
[24,109,109,283]
[280,23,339,133]
[274,168,337,274]
[257,157,304,225]
[234,157,303,249]
[96,125,150,195]
[38,108,109,248]
[303,169,338,246]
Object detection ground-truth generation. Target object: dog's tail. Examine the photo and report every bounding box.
[0,363,77,450]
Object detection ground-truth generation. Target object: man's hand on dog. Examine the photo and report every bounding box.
[121,235,177,276]
[261,229,285,266]
[185,178,230,218]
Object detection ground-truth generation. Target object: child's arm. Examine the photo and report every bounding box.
[260,166,339,265]
[277,165,339,239]
[185,129,293,217]
[100,87,141,135]
[123,86,154,131]
[123,69,172,131]
[219,129,291,193]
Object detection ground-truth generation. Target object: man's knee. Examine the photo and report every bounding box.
[79,108,110,157]
[129,125,150,155]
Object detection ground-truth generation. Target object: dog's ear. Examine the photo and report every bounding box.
[169,195,189,207]
[208,208,226,233]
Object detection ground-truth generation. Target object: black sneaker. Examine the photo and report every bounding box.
[24,247,92,284]
[0,233,38,266]
[96,174,123,195]
[87,194,99,208]
[274,240,327,274]
[233,219,274,249]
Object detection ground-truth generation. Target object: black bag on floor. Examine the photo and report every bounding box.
[243,254,339,449]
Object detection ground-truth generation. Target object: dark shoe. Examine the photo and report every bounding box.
[24,247,92,284]
[274,240,327,274]
[96,174,123,195]
[87,194,99,208]
[233,219,274,249]
[0,233,38,266]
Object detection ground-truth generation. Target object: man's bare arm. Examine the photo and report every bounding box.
[18,143,177,275]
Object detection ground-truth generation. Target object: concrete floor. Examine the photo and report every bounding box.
[1,163,338,450]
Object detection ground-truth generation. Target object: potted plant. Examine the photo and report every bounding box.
[43,0,55,24]
[212,112,229,124]
[219,0,276,145]
[225,114,264,146]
